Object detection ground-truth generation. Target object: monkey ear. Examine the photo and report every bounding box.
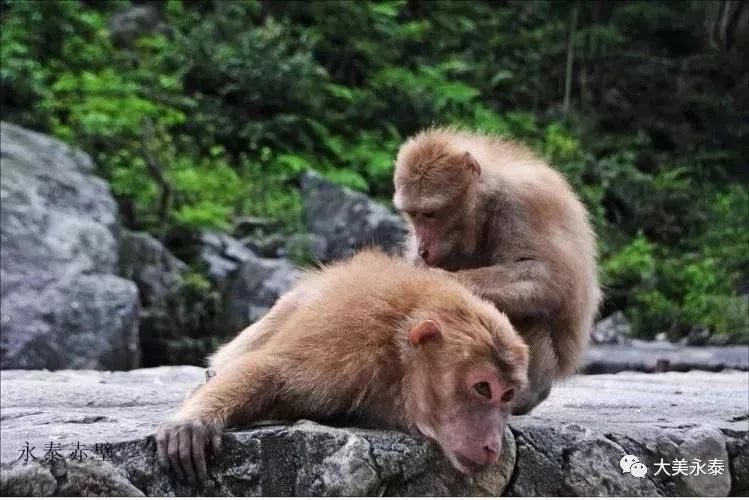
[464,152,481,177]
[410,320,441,346]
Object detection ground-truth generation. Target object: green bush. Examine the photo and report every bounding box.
[1,0,746,343]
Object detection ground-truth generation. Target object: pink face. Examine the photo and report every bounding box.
[411,214,444,266]
[417,368,516,474]
[405,209,466,269]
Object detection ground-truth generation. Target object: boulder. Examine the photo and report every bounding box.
[109,5,163,47]
[279,233,328,262]
[199,231,257,287]
[222,253,300,333]
[300,171,407,261]
[119,230,190,366]
[680,325,712,346]
[0,122,139,369]
[241,233,287,258]
[197,231,300,335]
[583,339,749,374]
[119,230,187,308]
[0,368,745,496]
[506,372,745,496]
[590,311,631,344]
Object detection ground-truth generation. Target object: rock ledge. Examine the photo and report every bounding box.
[1,368,746,496]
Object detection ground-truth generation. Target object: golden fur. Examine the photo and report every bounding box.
[158,249,529,483]
[394,127,602,413]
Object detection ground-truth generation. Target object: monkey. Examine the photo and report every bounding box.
[393,127,601,415]
[156,249,529,486]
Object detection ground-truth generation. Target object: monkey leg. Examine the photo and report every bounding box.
[513,372,552,415]
[512,327,555,415]
[156,353,279,486]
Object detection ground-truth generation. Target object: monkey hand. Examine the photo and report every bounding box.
[156,415,223,487]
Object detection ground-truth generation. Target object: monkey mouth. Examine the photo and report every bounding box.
[453,453,488,474]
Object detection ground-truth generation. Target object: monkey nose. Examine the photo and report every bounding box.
[483,444,499,463]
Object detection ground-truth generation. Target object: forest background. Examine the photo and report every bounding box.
[2,0,747,345]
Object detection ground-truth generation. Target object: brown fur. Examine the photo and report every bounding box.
[394,127,602,414]
[157,250,528,484]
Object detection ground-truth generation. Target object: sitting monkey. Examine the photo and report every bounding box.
[157,250,528,485]
[394,127,601,414]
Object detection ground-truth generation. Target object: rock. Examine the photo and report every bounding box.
[199,231,256,286]
[680,325,712,346]
[0,369,745,496]
[583,339,749,374]
[726,432,749,496]
[0,368,515,496]
[119,230,187,308]
[232,215,276,233]
[280,233,328,262]
[222,253,300,333]
[241,233,287,258]
[506,372,745,496]
[707,333,733,346]
[509,424,731,496]
[197,231,300,334]
[300,171,407,261]
[590,311,631,344]
[0,122,139,370]
[109,5,162,47]
[119,230,190,366]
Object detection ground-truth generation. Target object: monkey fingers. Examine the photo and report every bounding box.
[157,419,222,487]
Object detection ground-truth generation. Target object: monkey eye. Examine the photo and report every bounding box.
[500,388,515,403]
[473,381,492,399]
[422,211,436,219]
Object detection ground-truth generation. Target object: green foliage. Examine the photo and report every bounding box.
[1,0,746,342]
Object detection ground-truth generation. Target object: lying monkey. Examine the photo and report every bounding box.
[157,250,528,485]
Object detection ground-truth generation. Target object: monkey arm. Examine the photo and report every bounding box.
[157,353,279,485]
[452,260,562,319]
[179,354,279,423]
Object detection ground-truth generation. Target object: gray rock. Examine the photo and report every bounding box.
[508,424,731,496]
[1,369,745,496]
[222,253,300,333]
[241,233,287,258]
[119,230,187,308]
[0,367,517,496]
[706,333,734,346]
[109,5,162,47]
[680,325,712,346]
[0,122,140,370]
[726,431,749,496]
[300,171,407,261]
[119,230,191,366]
[199,231,256,286]
[197,231,300,334]
[590,311,631,344]
[280,233,328,262]
[583,339,748,374]
[507,371,746,496]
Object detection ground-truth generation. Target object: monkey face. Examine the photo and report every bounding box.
[394,145,481,269]
[403,204,465,268]
[416,365,515,474]
[394,178,472,269]
[408,314,527,475]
